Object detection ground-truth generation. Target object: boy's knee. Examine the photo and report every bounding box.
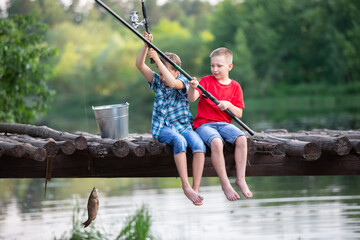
[235,136,247,149]
[210,137,223,151]
[172,135,188,154]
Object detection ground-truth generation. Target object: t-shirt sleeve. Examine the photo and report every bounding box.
[176,74,189,95]
[148,72,159,91]
[233,83,245,109]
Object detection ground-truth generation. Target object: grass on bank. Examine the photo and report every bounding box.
[55,202,156,240]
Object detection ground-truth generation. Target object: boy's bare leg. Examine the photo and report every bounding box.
[234,136,253,198]
[174,152,204,205]
[192,152,205,205]
[210,138,240,201]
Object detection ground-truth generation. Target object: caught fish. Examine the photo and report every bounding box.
[83,187,99,228]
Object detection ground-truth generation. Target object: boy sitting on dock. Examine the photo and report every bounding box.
[188,47,253,201]
[136,32,206,206]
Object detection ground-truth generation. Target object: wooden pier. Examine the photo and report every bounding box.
[0,123,359,179]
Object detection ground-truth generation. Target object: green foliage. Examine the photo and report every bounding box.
[54,200,109,240]
[56,202,155,240]
[0,14,57,123]
[210,0,360,93]
[5,0,359,131]
[115,205,155,240]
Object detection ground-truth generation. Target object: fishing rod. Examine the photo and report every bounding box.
[95,0,255,136]
[130,0,154,63]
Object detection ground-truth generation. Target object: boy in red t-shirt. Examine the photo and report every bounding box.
[188,47,253,201]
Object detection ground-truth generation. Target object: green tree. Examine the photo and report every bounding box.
[209,0,360,95]
[0,15,57,123]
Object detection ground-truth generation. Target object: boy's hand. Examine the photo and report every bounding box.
[144,32,153,42]
[217,101,231,111]
[189,78,198,89]
[148,49,160,62]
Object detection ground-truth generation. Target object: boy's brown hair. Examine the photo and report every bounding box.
[160,52,181,72]
[210,47,233,64]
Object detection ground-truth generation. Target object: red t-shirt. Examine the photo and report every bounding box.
[193,75,245,129]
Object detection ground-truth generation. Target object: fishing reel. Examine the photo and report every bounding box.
[130,11,146,29]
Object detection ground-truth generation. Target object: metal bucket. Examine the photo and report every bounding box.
[92,103,129,139]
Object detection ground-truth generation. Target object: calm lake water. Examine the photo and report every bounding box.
[0,176,359,239]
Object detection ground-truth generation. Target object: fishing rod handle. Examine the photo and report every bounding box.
[141,0,154,63]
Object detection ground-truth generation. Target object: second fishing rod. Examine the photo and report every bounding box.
[95,0,255,136]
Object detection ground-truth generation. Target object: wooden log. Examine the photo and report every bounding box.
[283,140,321,161]
[303,129,360,137]
[22,143,47,162]
[111,139,130,157]
[247,138,256,155]
[263,129,288,134]
[343,134,360,140]
[57,140,77,155]
[0,140,25,158]
[0,123,87,150]
[136,140,163,155]
[253,141,285,157]
[0,138,46,161]
[350,140,360,155]
[5,134,59,158]
[273,134,352,156]
[128,142,145,157]
[87,142,108,156]
[83,136,130,158]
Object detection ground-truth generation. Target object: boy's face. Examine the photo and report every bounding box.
[210,55,233,81]
[159,67,178,85]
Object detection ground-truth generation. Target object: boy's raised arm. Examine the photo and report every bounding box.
[136,32,154,83]
[188,78,200,102]
[148,49,185,90]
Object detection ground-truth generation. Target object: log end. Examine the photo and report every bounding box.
[303,142,321,161]
[75,136,88,151]
[333,136,352,156]
[61,140,77,155]
[112,140,130,157]
[133,145,146,157]
[33,147,47,162]
[44,141,59,158]
[147,140,163,155]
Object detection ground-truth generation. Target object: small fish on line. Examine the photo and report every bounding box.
[83,187,99,228]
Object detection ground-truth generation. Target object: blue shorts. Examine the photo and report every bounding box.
[195,122,245,147]
[158,126,206,155]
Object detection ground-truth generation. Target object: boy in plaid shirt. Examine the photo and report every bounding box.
[136,32,206,206]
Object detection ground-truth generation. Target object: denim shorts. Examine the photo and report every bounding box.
[158,126,206,155]
[195,122,245,147]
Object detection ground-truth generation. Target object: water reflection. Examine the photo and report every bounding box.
[0,176,359,239]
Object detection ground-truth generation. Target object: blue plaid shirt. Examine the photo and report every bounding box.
[149,72,193,140]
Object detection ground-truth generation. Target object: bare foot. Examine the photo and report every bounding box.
[235,178,253,198]
[183,185,204,206]
[221,183,240,201]
[192,188,203,206]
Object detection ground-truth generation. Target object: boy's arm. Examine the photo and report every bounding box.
[135,33,154,83]
[188,78,200,102]
[148,49,185,90]
[217,101,243,118]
